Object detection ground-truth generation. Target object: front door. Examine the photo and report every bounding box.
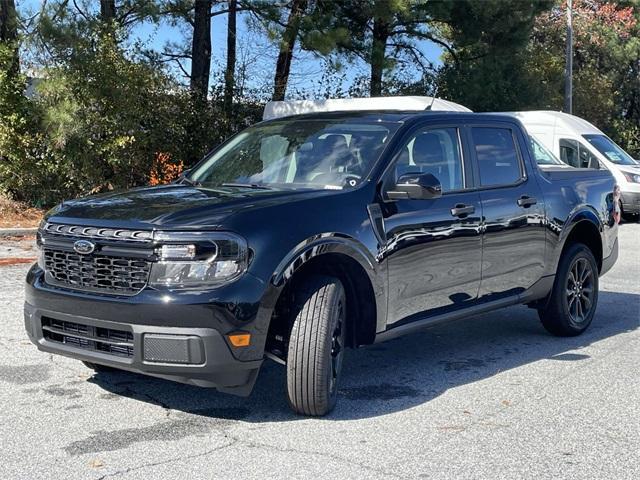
[379,125,483,326]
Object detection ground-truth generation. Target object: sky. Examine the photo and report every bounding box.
[18,1,444,99]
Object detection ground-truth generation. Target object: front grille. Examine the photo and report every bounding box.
[44,249,151,295]
[42,317,134,358]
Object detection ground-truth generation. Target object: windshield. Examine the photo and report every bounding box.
[190,119,400,189]
[583,134,637,165]
[529,136,564,165]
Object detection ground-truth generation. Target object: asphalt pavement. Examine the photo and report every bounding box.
[1,224,638,479]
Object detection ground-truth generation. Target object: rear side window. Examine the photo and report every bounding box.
[471,128,522,186]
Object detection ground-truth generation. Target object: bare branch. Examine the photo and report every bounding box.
[71,0,90,22]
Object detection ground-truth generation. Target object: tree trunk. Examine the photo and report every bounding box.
[191,0,213,100]
[0,0,19,76]
[370,16,389,97]
[272,0,307,101]
[100,0,116,22]
[224,0,237,120]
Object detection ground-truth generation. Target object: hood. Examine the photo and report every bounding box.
[46,184,336,230]
[617,164,640,175]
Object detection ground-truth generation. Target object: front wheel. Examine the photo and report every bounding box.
[538,243,599,336]
[286,275,346,416]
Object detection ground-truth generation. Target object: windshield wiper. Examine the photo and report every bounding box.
[221,182,273,190]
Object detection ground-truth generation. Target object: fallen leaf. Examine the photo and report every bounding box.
[88,459,104,469]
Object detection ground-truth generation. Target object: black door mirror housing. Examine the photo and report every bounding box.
[387,172,443,200]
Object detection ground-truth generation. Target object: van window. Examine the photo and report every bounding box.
[559,139,600,169]
[471,128,522,186]
[559,139,579,167]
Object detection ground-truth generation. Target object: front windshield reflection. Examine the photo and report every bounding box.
[190,119,400,190]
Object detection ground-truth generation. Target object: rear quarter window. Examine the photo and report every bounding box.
[471,127,523,186]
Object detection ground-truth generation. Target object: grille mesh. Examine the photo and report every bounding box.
[44,249,151,295]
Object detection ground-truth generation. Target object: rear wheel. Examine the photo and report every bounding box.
[286,275,346,416]
[538,243,599,336]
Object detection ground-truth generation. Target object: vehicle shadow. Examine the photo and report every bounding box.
[89,289,639,422]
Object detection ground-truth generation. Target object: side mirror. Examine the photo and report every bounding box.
[387,172,442,200]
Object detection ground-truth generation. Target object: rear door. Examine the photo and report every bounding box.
[467,123,546,299]
[379,123,483,325]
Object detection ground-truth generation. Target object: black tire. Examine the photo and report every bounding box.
[538,243,599,336]
[286,275,347,416]
[82,361,116,372]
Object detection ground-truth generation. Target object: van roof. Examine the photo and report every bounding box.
[263,96,472,120]
[499,110,603,135]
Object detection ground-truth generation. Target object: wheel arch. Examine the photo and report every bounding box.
[263,235,384,359]
[557,211,604,273]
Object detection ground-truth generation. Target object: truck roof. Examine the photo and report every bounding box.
[259,110,520,127]
[263,96,472,121]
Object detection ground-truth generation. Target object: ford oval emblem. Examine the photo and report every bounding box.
[73,239,95,255]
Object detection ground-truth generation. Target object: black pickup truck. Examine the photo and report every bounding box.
[25,111,619,416]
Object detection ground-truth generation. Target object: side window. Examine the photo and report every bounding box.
[559,139,580,167]
[392,127,464,192]
[560,139,600,168]
[471,127,522,186]
[578,143,600,169]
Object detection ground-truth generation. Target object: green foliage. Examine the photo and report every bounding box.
[436,0,555,111]
[523,0,640,157]
[35,35,186,197]
[0,44,48,205]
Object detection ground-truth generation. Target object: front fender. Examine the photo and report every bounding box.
[266,233,386,334]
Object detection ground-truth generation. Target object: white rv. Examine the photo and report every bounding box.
[505,111,640,218]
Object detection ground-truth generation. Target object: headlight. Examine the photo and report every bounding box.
[35,225,46,270]
[622,171,640,183]
[149,232,248,289]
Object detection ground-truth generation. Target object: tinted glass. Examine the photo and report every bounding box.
[393,127,464,192]
[191,119,399,190]
[530,136,563,165]
[472,128,522,186]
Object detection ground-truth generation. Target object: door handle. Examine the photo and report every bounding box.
[517,195,537,208]
[450,204,475,217]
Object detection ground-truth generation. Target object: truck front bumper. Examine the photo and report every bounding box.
[24,266,268,395]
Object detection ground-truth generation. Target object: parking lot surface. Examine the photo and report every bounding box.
[1,224,638,480]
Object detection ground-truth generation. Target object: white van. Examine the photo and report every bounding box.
[263,96,472,120]
[504,111,640,219]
